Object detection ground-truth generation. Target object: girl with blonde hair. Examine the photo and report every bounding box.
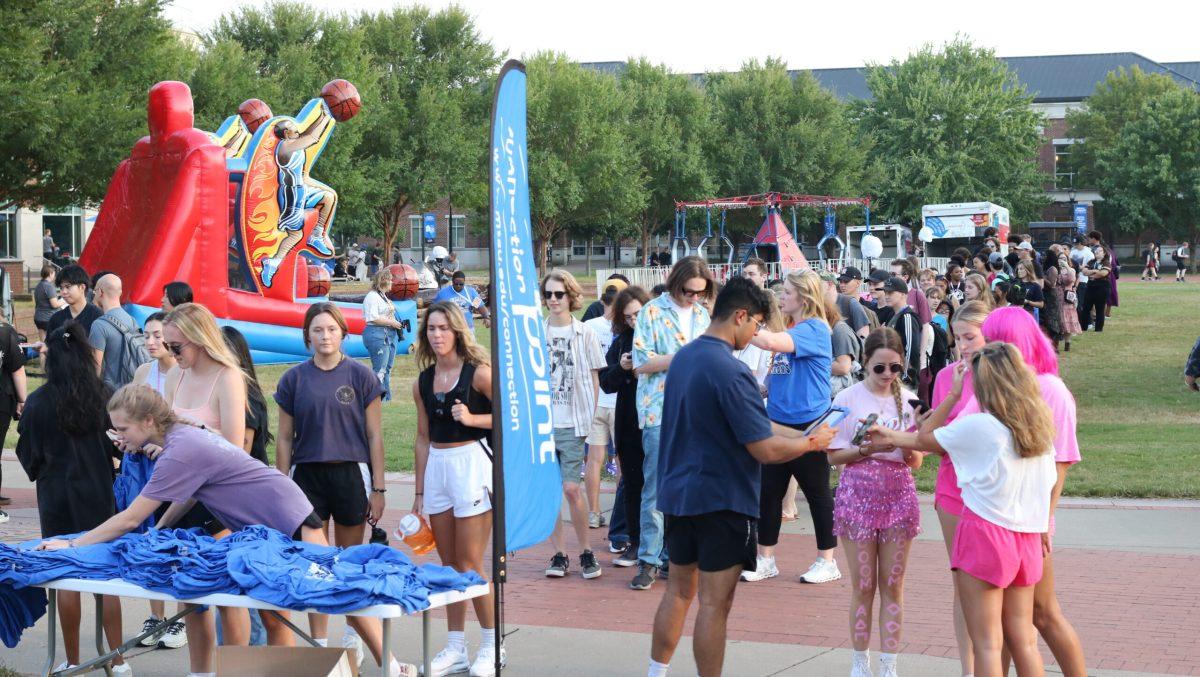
[962,274,994,311]
[870,343,1057,677]
[363,267,408,401]
[743,268,840,585]
[411,301,500,675]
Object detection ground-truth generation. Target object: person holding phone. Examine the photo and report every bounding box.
[825,327,922,677]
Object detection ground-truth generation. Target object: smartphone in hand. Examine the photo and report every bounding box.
[851,413,880,446]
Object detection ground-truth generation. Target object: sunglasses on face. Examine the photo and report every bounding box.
[166,341,189,357]
[871,363,903,374]
[682,287,707,298]
[543,290,567,300]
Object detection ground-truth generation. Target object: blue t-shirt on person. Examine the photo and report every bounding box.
[766,318,832,425]
[657,335,774,518]
[433,284,482,328]
[274,358,384,464]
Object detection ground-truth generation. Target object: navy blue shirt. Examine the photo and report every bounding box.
[766,319,833,424]
[657,335,774,518]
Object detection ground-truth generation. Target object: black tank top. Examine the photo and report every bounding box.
[419,363,492,445]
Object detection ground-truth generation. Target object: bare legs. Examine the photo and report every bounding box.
[842,538,911,655]
[56,592,127,668]
[650,562,742,676]
[842,539,877,650]
[550,481,591,555]
[877,539,912,654]
[1032,552,1086,677]
[308,520,367,642]
[957,571,1042,677]
[937,508,974,675]
[430,509,496,633]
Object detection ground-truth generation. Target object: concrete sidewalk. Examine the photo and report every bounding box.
[2,453,1198,676]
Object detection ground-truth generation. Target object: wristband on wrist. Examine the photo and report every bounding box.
[414,492,424,496]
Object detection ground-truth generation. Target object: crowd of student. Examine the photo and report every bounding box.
[532,243,1090,677]
[9,264,501,677]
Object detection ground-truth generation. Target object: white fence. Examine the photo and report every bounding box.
[595,257,951,295]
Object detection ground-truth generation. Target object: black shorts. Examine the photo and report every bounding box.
[665,510,758,572]
[291,462,369,527]
[164,501,225,536]
[291,511,325,540]
[34,318,49,331]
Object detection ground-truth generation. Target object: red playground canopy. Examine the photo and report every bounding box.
[752,210,808,271]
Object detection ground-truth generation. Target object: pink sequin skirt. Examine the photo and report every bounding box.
[834,458,921,543]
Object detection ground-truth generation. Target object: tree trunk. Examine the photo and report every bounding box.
[586,237,593,276]
[640,218,652,266]
[376,197,410,268]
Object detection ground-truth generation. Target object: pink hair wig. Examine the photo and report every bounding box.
[982,306,1059,375]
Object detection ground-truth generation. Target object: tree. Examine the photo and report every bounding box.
[704,58,868,242]
[0,0,196,210]
[1065,67,1183,241]
[1094,88,1200,263]
[618,59,714,264]
[526,52,645,271]
[853,39,1048,225]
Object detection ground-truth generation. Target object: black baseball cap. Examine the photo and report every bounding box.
[867,269,891,284]
[838,266,863,282]
[882,276,909,295]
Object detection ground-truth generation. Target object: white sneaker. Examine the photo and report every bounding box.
[111,663,133,676]
[421,646,469,676]
[877,658,899,677]
[342,627,365,669]
[157,620,187,649]
[850,653,871,677]
[468,645,506,677]
[54,662,78,673]
[799,557,842,584]
[739,555,779,582]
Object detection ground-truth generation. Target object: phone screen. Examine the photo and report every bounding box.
[804,406,849,435]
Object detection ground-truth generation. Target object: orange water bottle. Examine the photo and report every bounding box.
[396,513,436,555]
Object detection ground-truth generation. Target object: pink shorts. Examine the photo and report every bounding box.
[951,509,1043,588]
[934,456,965,516]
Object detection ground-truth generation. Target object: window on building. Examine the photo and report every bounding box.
[1053,140,1076,190]
[0,210,16,259]
[448,214,467,250]
[43,209,83,256]
[409,215,423,249]
[570,240,606,257]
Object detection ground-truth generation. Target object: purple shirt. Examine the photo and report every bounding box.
[274,358,384,464]
[141,425,313,535]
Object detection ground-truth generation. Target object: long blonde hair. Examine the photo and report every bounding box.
[970,342,1055,458]
[951,299,991,328]
[784,269,838,327]
[963,273,994,311]
[108,384,183,436]
[164,303,244,374]
[416,301,490,370]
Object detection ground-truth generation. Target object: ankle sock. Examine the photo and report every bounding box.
[478,628,496,651]
[447,630,466,654]
[880,652,898,665]
[314,637,328,647]
[853,648,870,663]
[647,658,669,677]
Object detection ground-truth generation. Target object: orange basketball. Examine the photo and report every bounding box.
[386,264,419,301]
[321,79,361,122]
[307,264,332,297]
[238,98,272,133]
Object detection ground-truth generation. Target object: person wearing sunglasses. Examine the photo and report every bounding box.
[823,327,923,677]
[599,285,651,569]
[540,269,607,581]
[45,264,103,336]
[629,256,714,590]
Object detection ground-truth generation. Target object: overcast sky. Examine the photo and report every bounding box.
[165,0,1198,73]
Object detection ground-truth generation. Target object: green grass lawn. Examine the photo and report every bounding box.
[7,276,1197,497]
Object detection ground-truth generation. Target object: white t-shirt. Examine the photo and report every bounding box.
[362,290,394,323]
[933,413,1056,533]
[583,316,617,409]
[546,324,576,428]
[828,381,917,463]
[668,297,695,341]
[732,343,771,389]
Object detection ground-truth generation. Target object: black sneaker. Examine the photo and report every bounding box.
[608,540,628,554]
[579,550,602,579]
[544,552,569,578]
[613,543,639,567]
[630,562,659,590]
[0,510,8,524]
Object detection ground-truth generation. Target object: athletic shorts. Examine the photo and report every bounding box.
[951,508,1043,588]
[423,440,493,518]
[290,462,370,527]
[553,428,586,484]
[291,511,324,540]
[665,511,758,573]
[584,406,616,447]
[34,318,49,331]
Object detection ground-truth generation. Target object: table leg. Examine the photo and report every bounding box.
[382,618,392,677]
[93,594,114,677]
[41,589,57,677]
[422,612,431,677]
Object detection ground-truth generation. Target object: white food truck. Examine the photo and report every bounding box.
[919,202,1011,256]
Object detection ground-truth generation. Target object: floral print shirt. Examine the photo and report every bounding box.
[632,294,711,428]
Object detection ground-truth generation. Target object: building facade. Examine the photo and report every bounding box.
[0,206,97,293]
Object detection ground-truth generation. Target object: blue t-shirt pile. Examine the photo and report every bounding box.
[112,453,157,533]
[0,526,485,648]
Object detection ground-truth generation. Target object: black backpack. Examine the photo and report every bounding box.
[98,314,152,388]
[927,322,950,380]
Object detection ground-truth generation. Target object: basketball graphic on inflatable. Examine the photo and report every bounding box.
[386,263,419,301]
[307,264,332,297]
[321,79,361,122]
[237,99,272,133]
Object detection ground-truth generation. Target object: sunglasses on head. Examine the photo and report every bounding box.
[872,363,903,374]
[543,290,567,300]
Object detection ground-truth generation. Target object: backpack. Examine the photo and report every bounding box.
[927,322,950,380]
[98,314,152,388]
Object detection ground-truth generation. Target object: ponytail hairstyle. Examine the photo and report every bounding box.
[969,342,1055,458]
[46,321,112,436]
[107,384,183,438]
[863,326,907,425]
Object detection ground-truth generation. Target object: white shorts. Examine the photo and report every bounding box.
[584,406,616,447]
[423,440,494,518]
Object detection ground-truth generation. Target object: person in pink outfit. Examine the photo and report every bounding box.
[826,327,923,677]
